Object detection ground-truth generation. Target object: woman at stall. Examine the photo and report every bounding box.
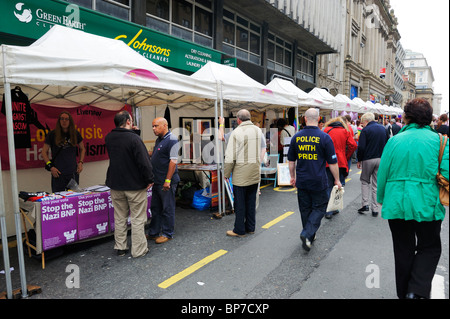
[42,111,86,192]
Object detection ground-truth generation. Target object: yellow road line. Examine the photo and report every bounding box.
[345,178,351,183]
[158,249,228,289]
[262,211,295,229]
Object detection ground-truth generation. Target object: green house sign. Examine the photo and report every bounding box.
[0,0,223,72]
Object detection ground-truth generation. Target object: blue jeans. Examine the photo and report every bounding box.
[148,183,177,238]
[233,184,258,235]
[297,188,329,241]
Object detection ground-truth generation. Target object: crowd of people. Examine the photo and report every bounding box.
[42,98,448,299]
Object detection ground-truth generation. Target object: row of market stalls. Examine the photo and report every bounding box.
[0,25,401,298]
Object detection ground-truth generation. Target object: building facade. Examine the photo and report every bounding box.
[0,0,346,91]
[318,0,400,108]
[403,49,437,111]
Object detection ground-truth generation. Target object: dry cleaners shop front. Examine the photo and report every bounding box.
[0,0,224,73]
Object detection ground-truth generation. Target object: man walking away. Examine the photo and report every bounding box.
[288,108,342,251]
[356,112,387,217]
[105,111,154,257]
[224,109,266,237]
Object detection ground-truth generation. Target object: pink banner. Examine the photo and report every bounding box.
[0,104,130,170]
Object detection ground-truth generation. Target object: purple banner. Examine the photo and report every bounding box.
[77,193,109,240]
[41,197,78,251]
[41,189,152,251]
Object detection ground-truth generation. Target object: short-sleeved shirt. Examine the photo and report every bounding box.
[287,126,337,191]
[45,130,83,175]
[151,131,180,185]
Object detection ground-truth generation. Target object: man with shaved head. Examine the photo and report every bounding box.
[147,117,180,244]
[287,108,342,251]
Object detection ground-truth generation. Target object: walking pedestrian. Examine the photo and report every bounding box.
[287,108,342,251]
[224,109,266,237]
[436,113,449,136]
[377,98,449,299]
[323,116,357,219]
[147,117,180,244]
[356,112,386,217]
[105,111,154,257]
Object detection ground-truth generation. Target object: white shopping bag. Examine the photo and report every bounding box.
[326,185,345,212]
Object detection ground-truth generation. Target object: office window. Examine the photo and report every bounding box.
[146,0,213,48]
[222,8,261,65]
[96,0,130,20]
[296,49,315,84]
[268,33,292,75]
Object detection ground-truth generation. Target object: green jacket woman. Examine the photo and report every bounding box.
[377,98,448,299]
[377,123,449,221]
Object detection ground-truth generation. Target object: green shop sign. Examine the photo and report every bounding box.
[0,0,223,72]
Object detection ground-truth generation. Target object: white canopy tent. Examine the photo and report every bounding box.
[334,94,360,113]
[0,25,218,110]
[307,87,335,110]
[0,25,221,299]
[265,77,318,109]
[190,61,298,110]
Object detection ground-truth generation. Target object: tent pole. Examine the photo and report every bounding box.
[0,157,13,299]
[3,82,28,298]
[219,97,225,214]
[213,99,222,216]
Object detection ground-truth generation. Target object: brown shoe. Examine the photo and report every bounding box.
[155,236,172,244]
[226,230,246,237]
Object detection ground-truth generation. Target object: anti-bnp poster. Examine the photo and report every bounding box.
[0,91,130,170]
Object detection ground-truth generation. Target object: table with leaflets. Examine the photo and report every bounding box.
[19,185,152,269]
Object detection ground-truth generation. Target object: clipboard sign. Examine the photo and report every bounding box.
[277,163,291,186]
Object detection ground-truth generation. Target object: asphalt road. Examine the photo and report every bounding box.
[1,166,448,306]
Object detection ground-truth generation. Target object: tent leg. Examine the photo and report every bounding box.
[213,99,222,216]
[3,82,28,298]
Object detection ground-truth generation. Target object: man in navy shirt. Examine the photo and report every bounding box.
[288,108,342,251]
[356,112,386,217]
[147,117,180,244]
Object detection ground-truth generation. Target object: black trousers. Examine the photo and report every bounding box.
[388,219,442,299]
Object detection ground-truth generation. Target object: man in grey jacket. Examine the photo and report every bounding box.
[224,109,265,237]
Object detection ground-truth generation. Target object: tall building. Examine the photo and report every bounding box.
[317,0,400,108]
[403,49,436,112]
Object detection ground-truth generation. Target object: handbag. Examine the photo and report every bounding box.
[326,185,345,212]
[437,134,449,206]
